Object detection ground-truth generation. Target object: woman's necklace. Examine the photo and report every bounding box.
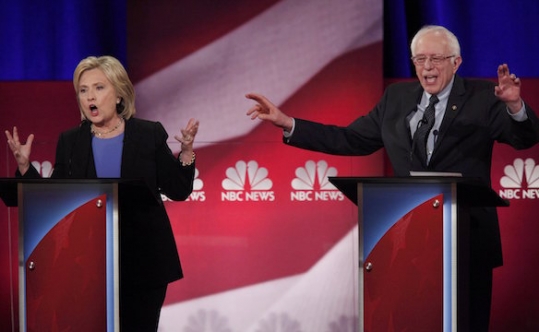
[91,118,124,137]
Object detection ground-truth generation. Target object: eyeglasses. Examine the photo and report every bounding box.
[411,55,455,66]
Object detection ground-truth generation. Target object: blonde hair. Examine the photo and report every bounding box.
[410,25,461,57]
[73,55,136,120]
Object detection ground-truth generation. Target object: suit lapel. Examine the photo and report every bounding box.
[431,75,466,164]
[70,122,96,178]
[401,83,426,169]
[400,83,424,142]
[400,75,466,169]
[438,75,466,138]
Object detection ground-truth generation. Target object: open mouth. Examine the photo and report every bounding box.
[89,104,98,116]
[424,75,437,84]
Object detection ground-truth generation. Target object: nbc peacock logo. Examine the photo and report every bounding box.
[221,160,275,201]
[32,161,53,178]
[290,160,344,201]
[498,158,539,200]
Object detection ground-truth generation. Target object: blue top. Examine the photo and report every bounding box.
[92,133,124,178]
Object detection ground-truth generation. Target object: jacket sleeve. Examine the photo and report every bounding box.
[506,102,539,149]
[153,121,195,201]
[15,163,41,178]
[286,89,390,156]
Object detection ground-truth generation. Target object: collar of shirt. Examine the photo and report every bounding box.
[420,75,454,115]
[411,75,456,137]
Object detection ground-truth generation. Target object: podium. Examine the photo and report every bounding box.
[0,179,122,332]
[328,176,508,332]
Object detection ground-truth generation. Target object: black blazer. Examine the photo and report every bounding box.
[287,75,539,268]
[21,118,194,289]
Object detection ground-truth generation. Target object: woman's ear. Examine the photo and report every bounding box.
[116,98,124,113]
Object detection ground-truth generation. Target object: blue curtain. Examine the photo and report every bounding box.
[0,0,126,80]
[384,0,539,78]
[1,0,537,80]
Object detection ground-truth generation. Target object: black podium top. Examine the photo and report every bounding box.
[0,178,154,207]
[328,176,509,207]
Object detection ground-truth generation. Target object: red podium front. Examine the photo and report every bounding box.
[0,179,120,332]
[329,176,508,332]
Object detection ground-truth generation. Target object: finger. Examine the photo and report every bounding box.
[179,128,194,143]
[246,93,271,107]
[245,92,261,101]
[191,120,200,134]
[174,134,191,145]
[5,130,14,141]
[12,126,19,141]
[188,123,199,136]
[494,86,502,97]
[247,104,264,114]
[186,119,199,133]
[190,118,199,127]
[26,134,35,147]
[246,105,259,116]
[249,111,260,120]
[186,118,196,129]
[498,63,511,77]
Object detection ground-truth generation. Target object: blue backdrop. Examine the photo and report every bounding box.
[383,0,539,78]
[1,0,538,79]
[1,0,126,80]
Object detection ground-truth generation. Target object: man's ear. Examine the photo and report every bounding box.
[453,56,463,73]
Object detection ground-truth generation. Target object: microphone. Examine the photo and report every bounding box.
[433,129,439,144]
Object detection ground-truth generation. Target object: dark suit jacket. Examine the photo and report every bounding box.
[287,74,539,268]
[21,118,194,289]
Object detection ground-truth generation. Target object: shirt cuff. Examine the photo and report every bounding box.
[283,118,296,138]
[507,103,528,122]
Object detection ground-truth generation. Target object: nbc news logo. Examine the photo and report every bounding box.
[221,160,275,201]
[290,160,344,201]
[498,158,539,200]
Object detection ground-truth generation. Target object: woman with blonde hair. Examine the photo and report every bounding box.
[6,55,199,331]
